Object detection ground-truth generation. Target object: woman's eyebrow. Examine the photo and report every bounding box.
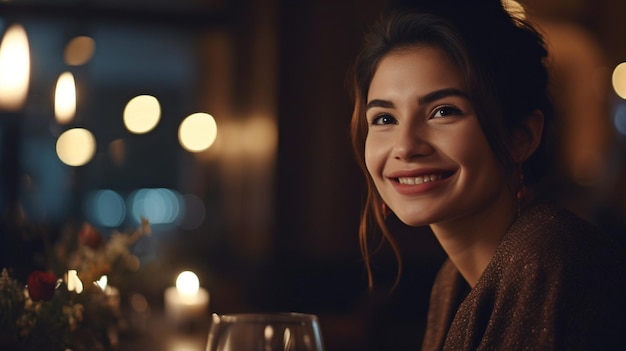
[418,88,469,104]
[366,99,393,111]
[366,88,468,111]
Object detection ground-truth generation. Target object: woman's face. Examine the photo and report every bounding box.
[364,46,511,227]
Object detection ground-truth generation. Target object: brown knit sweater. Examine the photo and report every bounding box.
[421,201,626,350]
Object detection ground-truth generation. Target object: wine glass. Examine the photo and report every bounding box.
[205,312,325,351]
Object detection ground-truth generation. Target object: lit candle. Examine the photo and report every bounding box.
[164,271,209,325]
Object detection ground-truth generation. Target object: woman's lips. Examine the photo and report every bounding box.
[387,169,455,195]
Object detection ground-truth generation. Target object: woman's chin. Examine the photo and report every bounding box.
[393,212,432,228]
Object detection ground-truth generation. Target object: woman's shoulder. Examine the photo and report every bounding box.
[481,200,626,348]
[486,199,626,304]
[502,200,625,267]
[511,200,599,238]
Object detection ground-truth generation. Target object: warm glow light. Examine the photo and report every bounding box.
[242,116,278,157]
[284,328,293,348]
[178,113,217,152]
[54,71,76,124]
[175,271,200,297]
[130,293,149,313]
[168,339,198,351]
[64,36,95,66]
[502,0,526,20]
[95,275,108,291]
[108,139,126,166]
[124,95,161,134]
[66,270,84,294]
[56,128,97,166]
[265,325,274,341]
[612,62,626,99]
[0,24,30,111]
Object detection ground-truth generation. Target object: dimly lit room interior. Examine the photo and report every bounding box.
[1,0,625,350]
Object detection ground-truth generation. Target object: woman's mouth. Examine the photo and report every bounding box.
[393,171,454,185]
[397,173,443,185]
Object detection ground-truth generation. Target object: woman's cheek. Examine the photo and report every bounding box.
[364,137,385,177]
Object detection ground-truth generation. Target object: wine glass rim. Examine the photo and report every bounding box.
[214,312,319,323]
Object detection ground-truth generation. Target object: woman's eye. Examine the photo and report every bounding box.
[432,106,461,118]
[372,114,396,125]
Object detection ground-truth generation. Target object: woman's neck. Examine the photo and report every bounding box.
[430,193,519,287]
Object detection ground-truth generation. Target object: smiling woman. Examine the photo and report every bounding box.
[364,47,508,236]
[349,0,626,349]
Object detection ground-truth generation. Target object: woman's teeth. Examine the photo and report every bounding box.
[397,174,443,185]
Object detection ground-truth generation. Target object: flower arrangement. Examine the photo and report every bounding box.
[0,218,150,351]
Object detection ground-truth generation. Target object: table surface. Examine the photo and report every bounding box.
[118,310,211,351]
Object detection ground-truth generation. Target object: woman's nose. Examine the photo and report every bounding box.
[392,125,434,160]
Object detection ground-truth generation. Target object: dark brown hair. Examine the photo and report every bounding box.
[349,0,552,289]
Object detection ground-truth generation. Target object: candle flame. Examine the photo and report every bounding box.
[0,24,30,111]
[54,71,76,123]
[175,271,199,296]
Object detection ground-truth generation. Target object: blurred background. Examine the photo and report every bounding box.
[1,0,625,350]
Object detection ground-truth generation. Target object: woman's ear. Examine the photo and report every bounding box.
[512,110,544,163]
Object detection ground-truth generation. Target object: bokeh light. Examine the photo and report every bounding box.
[168,339,198,351]
[242,116,278,157]
[612,62,626,99]
[613,101,626,135]
[129,293,149,313]
[108,139,126,166]
[123,95,161,134]
[64,36,95,66]
[56,128,96,166]
[128,188,182,225]
[175,271,199,296]
[87,189,126,227]
[66,270,84,294]
[0,24,30,111]
[178,113,218,152]
[54,71,76,124]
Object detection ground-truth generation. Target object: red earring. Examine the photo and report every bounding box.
[516,170,527,216]
[516,172,526,200]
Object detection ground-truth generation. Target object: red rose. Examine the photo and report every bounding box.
[78,223,104,249]
[27,271,57,301]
